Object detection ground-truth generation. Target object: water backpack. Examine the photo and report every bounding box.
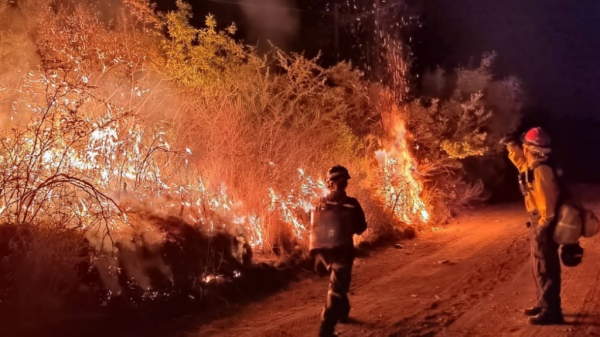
[553,199,599,245]
[530,163,600,245]
[525,162,599,245]
[309,198,355,252]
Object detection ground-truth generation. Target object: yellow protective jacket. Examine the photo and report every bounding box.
[507,143,560,227]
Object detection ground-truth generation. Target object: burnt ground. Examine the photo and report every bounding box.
[6,188,600,337]
[177,190,600,337]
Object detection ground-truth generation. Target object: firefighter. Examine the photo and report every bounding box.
[501,127,563,325]
[311,165,367,337]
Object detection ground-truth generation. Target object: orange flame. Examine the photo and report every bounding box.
[375,119,429,224]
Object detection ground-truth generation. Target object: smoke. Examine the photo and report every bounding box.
[237,0,299,50]
[0,2,40,129]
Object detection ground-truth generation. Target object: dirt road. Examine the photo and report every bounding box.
[183,197,600,336]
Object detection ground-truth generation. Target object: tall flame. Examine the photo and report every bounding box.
[375,119,429,224]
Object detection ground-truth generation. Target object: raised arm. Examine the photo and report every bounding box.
[507,142,528,173]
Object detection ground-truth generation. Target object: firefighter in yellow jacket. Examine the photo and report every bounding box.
[502,127,563,325]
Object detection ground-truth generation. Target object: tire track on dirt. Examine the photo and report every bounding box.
[387,235,530,337]
[350,237,457,291]
[343,212,525,336]
[345,207,526,336]
[445,203,600,337]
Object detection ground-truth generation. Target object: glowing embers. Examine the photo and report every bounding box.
[169,168,326,250]
[268,168,327,240]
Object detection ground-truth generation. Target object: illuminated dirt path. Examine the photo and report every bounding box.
[182,197,600,336]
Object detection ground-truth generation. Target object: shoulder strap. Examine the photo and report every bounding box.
[319,197,357,212]
[317,197,328,210]
[532,161,572,205]
[319,196,341,210]
[531,161,551,171]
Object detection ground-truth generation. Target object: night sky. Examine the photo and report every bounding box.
[410,0,600,183]
[417,0,600,120]
[163,0,600,121]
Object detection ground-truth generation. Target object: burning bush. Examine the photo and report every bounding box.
[0,0,381,318]
[0,0,523,327]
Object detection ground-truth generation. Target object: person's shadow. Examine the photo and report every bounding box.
[340,317,364,325]
[563,313,600,327]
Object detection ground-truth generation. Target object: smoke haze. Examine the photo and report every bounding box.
[237,0,299,49]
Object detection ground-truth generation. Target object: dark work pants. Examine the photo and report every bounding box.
[316,250,353,334]
[529,225,562,312]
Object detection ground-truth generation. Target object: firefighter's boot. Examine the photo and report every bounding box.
[523,306,542,316]
[528,310,564,325]
[318,322,335,337]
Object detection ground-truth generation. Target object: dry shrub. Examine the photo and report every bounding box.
[0,215,255,329]
[0,0,526,323]
[0,226,88,324]
[154,2,381,253]
[399,53,523,221]
[0,1,260,319]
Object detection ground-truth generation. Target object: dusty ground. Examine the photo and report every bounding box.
[172,193,600,336]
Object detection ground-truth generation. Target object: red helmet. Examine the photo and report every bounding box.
[522,127,551,147]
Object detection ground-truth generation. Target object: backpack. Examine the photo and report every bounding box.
[309,198,355,252]
[531,162,600,244]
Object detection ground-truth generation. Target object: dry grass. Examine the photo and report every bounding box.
[0,0,524,324]
[0,226,88,324]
